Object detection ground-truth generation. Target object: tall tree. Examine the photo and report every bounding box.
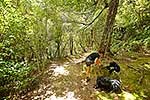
[100,0,119,55]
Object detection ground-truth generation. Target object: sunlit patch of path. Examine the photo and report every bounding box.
[53,65,69,76]
[45,91,80,100]
[20,53,94,100]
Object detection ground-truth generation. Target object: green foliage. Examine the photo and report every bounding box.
[111,0,150,53]
[0,61,32,87]
[144,37,150,49]
[0,0,93,97]
[111,26,150,53]
[0,0,150,99]
[0,0,48,98]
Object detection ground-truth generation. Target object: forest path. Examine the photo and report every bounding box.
[19,52,150,100]
[20,53,99,100]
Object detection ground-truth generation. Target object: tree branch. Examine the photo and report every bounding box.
[67,6,108,27]
[86,7,106,26]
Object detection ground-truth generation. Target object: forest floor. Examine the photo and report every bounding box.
[18,52,150,100]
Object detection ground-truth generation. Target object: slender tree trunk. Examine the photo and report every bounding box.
[69,33,73,55]
[43,0,48,35]
[57,42,61,57]
[99,0,119,55]
[90,29,94,48]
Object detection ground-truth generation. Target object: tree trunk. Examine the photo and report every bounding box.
[90,29,95,48]
[69,33,73,55]
[99,0,119,55]
[57,42,61,57]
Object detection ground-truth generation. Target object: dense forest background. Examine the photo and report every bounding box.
[0,0,150,99]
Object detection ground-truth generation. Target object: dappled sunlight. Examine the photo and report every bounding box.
[1,0,150,99]
[45,91,80,100]
[53,66,69,76]
[73,56,86,64]
[65,52,90,64]
[73,53,94,64]
[63,62,70,67]
[121,91,139,100]
[15,53,150,100]
[95,90,144,100]
[95,91,113,100]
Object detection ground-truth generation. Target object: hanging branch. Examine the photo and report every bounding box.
[67,3,109,28]
[86,1,109,26]
[85,6,107,26]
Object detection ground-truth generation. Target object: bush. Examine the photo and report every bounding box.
[0,60,35,98]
